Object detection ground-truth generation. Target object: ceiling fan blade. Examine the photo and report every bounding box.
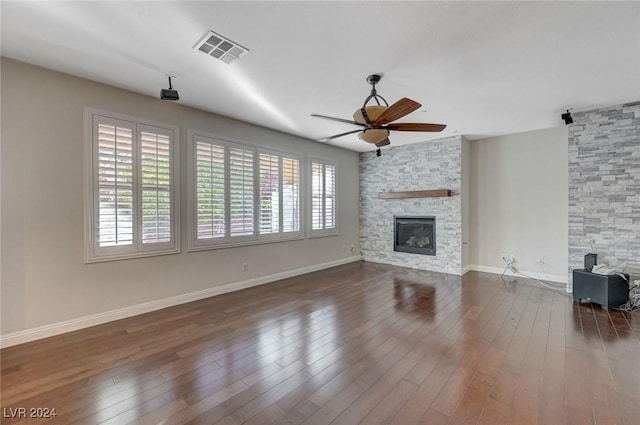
[311,114,365,127]
[371,97,421,125]
[318,129,362,142]
[375,138,391,147]
[385,123,447,132]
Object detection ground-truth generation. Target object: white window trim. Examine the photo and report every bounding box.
[187,130,304,252]
[308,157,338,238]
[84,108,180,263]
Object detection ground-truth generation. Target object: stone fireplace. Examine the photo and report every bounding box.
[394,216,436,255]
[359,135,465,275]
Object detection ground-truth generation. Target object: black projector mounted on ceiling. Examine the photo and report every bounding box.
[161,76,179,101]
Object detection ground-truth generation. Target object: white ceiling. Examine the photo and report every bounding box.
[2,1,639,152]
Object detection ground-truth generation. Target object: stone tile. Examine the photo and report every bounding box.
[568,102,640,288]
[359,136,463,275]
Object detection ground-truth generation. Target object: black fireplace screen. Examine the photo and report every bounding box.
[394,216,436,255]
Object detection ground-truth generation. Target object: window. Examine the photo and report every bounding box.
[310,159,337,235]
[281,157,301,233]
[230,146,254,237]
[188,132,301,250]
[259,152,301,237]
[194,140,225,240]
[85,110,179,262]
[259,153,280,234]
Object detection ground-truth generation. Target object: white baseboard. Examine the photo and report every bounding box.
[467,264,568,285]
[461,265,474,275]
[0,256,362,349]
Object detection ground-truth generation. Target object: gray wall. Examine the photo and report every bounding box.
[469,126,569,282]
[359,136,463,274]
[1,58,360,336]
[568,101,640,286]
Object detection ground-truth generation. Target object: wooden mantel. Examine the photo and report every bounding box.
[378,189,452,199]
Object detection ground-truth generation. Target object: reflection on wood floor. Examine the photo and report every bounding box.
[1,261,639,424]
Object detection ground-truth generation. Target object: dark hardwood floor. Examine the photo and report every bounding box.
[1,261,639,425]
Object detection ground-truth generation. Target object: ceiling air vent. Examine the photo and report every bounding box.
[194,31,248,65]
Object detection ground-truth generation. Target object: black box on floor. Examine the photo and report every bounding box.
[572,269,629,310]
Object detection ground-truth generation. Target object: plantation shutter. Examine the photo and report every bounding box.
[87,111,178,262]
[96,119,135,247]
[311,160,336,233]
[229,146,254,236]
[139,127,172,244]
[259,153,280,234]
[282,157,300,233]
[188,133,303,250]
[311,162,323,230]
[195,139,225,240]
[324,164,336,230]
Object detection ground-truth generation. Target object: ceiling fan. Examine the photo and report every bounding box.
[311,74,446,147]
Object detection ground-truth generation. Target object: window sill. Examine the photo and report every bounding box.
[308,230,339,239]
[85,247,180,264]
[188,234,304,252]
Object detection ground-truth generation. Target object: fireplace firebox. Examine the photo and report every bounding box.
[394,216,436,255]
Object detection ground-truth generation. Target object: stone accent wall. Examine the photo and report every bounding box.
[568,101,640,284]
[360,136,463,274]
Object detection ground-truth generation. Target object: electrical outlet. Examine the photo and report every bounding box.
[538,257,545,264]
[242,262,248,272]
[351,244,356,253]
[502,253,515,262]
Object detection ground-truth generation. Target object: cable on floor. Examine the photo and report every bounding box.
[500,256,570,295]
[613,284,640,312]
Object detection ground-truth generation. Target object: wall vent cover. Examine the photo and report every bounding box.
[194,31,248,65]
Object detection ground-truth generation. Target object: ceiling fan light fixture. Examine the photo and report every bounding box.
[358,129,390,144]
[353,105,388,125]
